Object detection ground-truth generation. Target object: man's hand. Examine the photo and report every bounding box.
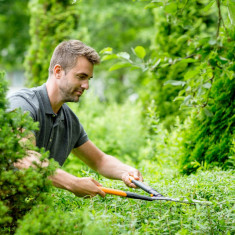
[50,169,106,198]
[67,176,106,198]
[73,141,144,190]
[121,169,143,188]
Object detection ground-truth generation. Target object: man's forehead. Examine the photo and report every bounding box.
[72,57,94,76]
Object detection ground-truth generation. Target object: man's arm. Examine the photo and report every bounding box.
[15,138,105,198]
[72,140,143,188]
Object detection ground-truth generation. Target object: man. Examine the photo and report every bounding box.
[8,40,143,198]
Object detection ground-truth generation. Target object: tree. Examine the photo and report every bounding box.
[0,0,30,70]
[24,0,80,87]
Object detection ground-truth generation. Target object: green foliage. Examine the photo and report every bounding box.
[102,0,219,127]
[101,0,234,173]
[0,71,57,233]
[0,0,30,70]
[180,75,235,174]
[24,0,80,87]
[77,0,154,104]
[66,92,147,168]
[16,205,108,235]
[21,169,234,234]
[77,0,154,53]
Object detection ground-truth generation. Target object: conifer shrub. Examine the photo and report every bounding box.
[0,71,57,233]
[180,74,235,174]
[24,0,80,87]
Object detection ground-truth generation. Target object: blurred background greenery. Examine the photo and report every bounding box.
[0,0,234,174]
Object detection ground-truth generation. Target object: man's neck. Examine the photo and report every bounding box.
[46,79,64,114]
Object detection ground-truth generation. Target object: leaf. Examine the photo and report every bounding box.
[183,95,193,104]
[164,2,177,14]
[151,59,161,71]
[228,0,235,25]
[109,62,132,71]
[203,0,215,12]
[225,70,234,80]
[144,1,163,9]
[180,58,197,63]
[134,46,146,59]
[185,86,191,92]
[176,35,189,44]
[164,80,186,86]
[99,47,113,55]
[117,52,131,61]
[202,83,212,89]
[203,108,214,117]
[173,96,185,102]
[184,69,200,80]
[101,54,118,62]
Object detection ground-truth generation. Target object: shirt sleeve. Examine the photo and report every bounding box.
[73,121,89,148]
[7,95,36,121]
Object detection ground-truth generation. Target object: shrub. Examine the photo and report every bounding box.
[16,205,108,235]
[180,74,235,174]
[0,71,56,233]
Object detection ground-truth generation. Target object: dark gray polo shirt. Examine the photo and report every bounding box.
[8,84,89,166]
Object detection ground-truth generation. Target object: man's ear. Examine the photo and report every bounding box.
[53,64,63,79]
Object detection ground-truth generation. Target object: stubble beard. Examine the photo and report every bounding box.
[59,80,81,103]
[61,89,81,103]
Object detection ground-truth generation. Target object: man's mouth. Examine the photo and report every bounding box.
[75,90,83,96]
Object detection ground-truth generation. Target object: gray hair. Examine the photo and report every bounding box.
[49,40,100,75]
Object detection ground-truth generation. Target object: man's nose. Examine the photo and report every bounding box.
[81,79,89,90]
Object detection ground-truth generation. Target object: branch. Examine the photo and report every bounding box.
[216,0,222,37]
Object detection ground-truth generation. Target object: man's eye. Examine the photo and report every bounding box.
[77,75,85,79]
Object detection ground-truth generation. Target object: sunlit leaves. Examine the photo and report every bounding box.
[164,80,186,86]
[109,62,132,71]
[133,46,146,59]
[202,83,212,89]
[184,69,200,80]
[203,0,216,12]
[164,2,178,14]
[101,45,148,71]
[117,52,131,61]
[100,47,113,55]
[227,0,235,25]
[101,54,118,62]
[144,1,163,10]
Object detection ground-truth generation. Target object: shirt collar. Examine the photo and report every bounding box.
[38,83,64,121]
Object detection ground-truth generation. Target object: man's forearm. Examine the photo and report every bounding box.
[49,168,77,191]
[14,150,105,197]
[97,154,136,179]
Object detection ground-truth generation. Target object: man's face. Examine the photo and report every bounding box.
[58,56,94,103]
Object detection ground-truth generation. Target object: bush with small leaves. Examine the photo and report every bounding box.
[0,71,57,234]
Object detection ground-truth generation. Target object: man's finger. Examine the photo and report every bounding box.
[123,177,137,188]
[97,188,106,197]
[91,178,103,186]
[89,178,105,197]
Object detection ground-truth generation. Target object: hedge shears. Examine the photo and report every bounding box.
[99,178,211,204]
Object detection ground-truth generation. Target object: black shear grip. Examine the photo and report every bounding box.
[131,179,163,197]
